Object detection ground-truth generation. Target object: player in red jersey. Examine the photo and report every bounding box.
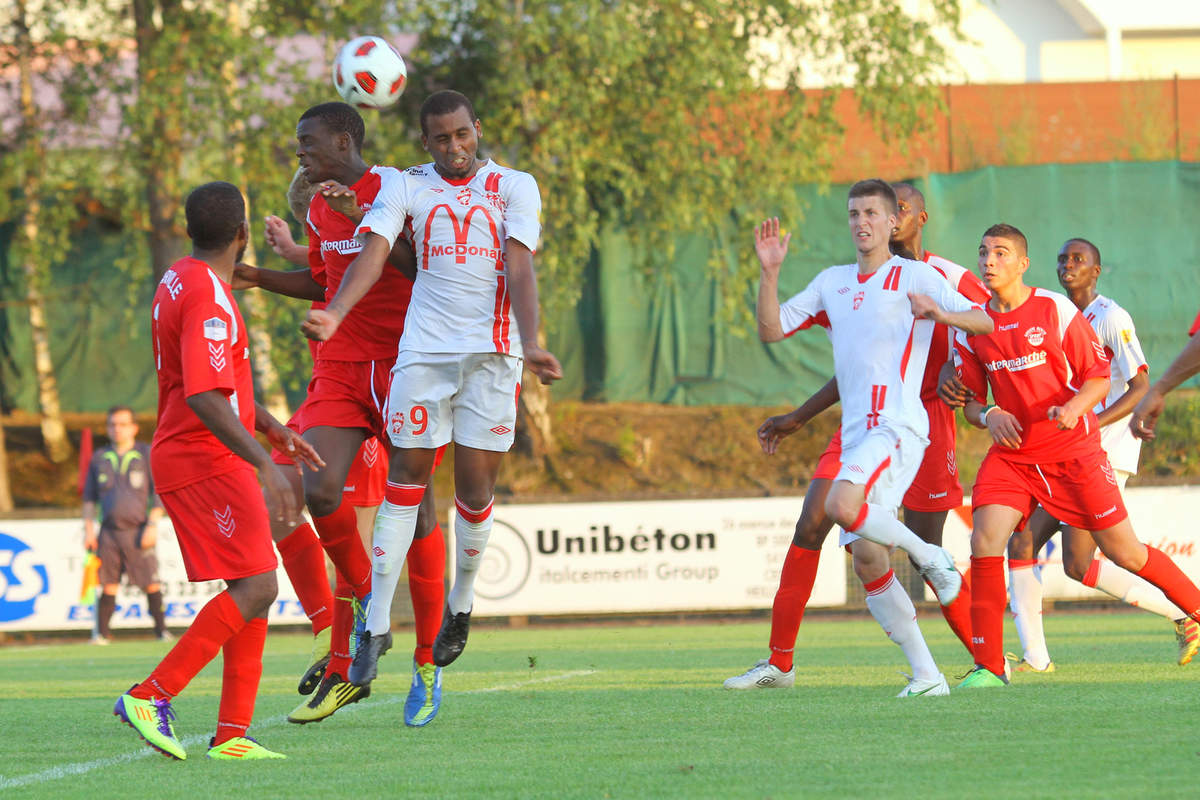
[953,223,1200,688]
[113,182,323,760]
[234,103,446,727]
[727,180,991,697]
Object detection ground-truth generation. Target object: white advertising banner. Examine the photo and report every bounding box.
[0,517,307,633]
[471,496,847,617]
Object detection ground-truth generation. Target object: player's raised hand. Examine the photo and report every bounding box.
[301,307,341,341]
[524,346,563,385]
[1047,404,1081,430]
[1130,388,1165,441]
[231,262,259,290]
[908,291,941,321]
[264,215,296,255]
[757,410,803,455]
[264,422,326,472]
[318,181,362,222]
[985,407,1023,449]
[754,218,791,273]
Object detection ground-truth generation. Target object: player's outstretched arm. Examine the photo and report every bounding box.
[232,263,325,301]
[757,377,839,455]
[264,214,308,266]
[386,236,417,281]
[186,390,299,525]
[1096,370,1149,428]
[755,218,791,342]
[1047,375,1110,430]
[302,232,390,341]
[908,292,992,334]
[506,238,562,385]
[1132,332,1200,440]
[254,402,326,472]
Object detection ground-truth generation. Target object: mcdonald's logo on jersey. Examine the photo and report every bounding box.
[422,203,502,268]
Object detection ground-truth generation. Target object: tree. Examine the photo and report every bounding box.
[391,0,962,456]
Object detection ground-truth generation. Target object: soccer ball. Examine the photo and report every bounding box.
[332,36,407,109]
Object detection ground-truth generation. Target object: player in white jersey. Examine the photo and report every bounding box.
[303,91,562,686]
[753,179,992,694]
[1004,238,1200,669]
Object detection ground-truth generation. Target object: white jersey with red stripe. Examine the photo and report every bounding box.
[355,159,541,357]
[1084,293,1147,474]
[778,255,981,450]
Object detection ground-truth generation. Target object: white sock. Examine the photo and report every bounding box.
[1090,559,1187,621]
[852,505,940,567]
[365,497,420,635]
[865,570,940,681]
[448,496,494,615]
[1009,562,1051,669]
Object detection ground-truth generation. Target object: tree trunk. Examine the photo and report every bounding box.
[519,329,557,458]
[0,418,13,512]
[16,0,71,464]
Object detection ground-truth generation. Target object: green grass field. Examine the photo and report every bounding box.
[1,611,1195,799]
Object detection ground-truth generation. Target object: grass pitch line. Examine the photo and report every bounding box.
[0,668,597,791]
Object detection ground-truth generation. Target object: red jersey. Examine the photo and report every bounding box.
[308,165,411,361]
[150,256,256,492]
[921,251,990,401]
[955,287,1111,464]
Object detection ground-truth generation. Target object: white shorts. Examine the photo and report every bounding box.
[385,351,522,452]
[836,424,928,547]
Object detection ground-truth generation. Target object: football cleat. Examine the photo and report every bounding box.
[955,666,1008,689]
[1006,652,1055,673]
[1175,617,1199,666]
[723,659,795,690]
[433,607,472,667]
[348,630,392,686]
[918,546,962,606]
[404,661,443,727]
[896,672,950,697]
[298,626,332,695]
[350,591,371,658]
[287,672,370,724]
[206,736,286,760]
[113,688,186,760]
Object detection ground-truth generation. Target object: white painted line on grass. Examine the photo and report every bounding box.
[0,669,596,791]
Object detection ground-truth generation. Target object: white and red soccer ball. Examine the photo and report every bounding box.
[332,36,407,109]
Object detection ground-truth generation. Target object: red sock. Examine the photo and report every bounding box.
[1081,558,1100,588]
[277,524,333,634]
[327,572,354,679]
[131,590,245,700]
[969,556,1006,676]
[313,503,371,596]
[407,524,447,665]
[1137,546,1200,623]
[928,567,973,655]
[214,617,267,746]
[768,545,821,673]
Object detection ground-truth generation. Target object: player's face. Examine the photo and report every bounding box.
[977,236,1028,293]
[106,411,137,448]
[891,188,926,248]
[1056,240,1100,293]
[422,108,482,180]
[847,195,896,256]
[295,118,345,183]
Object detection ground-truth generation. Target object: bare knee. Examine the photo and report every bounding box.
[304,479,344,518]
[851,542,891,584]
[792,512,832,549]
[823,492,861,530]
[227,571,278,620]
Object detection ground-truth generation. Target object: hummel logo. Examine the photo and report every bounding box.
[208,342,226,371]
[1094,504,1118,519]
[213,505,235,537]
[490,425,511,435]
[362,438,380,467]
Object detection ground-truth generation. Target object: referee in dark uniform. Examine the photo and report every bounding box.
[82,406,170,642]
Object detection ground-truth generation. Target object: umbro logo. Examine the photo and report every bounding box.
[464,548,480,557]
[490,425,511,435]
[373,546,385,557]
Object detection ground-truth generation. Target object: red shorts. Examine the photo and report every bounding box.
[902,398,964,512]
[813,428,842,481]
[298,358,392,439]
[158,468,278,582]
[971,448,1128,531]
[343,437,387,507]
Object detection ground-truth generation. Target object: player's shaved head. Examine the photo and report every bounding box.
[982,223,1027,256]
[299,102,365,151]
[848,178,898,216]
[420,90,477,134]
[1064,237,1101,264]
[893,183,925,212]
[185,182,246,251]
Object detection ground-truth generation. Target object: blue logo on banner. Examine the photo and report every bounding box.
[0,532,50,622]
